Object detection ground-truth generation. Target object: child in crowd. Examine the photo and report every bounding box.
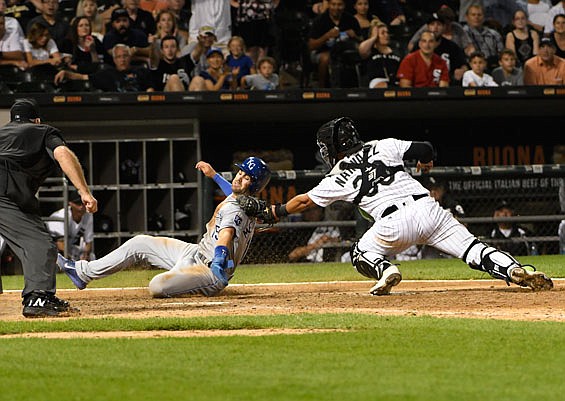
[505,9,539,67]
[241,56,279,90]
[462,51,498,87]
[225,35,255,89]
[491,48,524,86]
[24,22,63,80]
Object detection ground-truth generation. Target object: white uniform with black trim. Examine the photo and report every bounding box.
[73,195,256,296]
[307,138,481,262]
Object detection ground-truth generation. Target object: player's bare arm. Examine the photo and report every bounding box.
[195,160,217,178]
[273,193,316,220]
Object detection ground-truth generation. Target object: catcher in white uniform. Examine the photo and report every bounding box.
[57,157,271,297]
[241,117,553,294]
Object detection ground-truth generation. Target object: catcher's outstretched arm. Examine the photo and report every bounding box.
[274,193,316,219]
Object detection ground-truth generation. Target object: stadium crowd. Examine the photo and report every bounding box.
[1,0,565,93]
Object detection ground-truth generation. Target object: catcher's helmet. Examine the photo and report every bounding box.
[316,117,364,169]
[235,156,271,194]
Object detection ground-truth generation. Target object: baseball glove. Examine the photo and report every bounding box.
[236,195,277,225]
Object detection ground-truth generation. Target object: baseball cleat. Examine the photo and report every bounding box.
[369,265,402,296]
[509,265,553,291]
[57,254,87,290]
[22,290,79,318]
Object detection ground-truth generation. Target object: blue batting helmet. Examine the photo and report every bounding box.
[235,157,271,195]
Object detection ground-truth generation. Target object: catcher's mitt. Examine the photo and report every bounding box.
[236,195,277,225]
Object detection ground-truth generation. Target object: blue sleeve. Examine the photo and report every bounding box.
[213,173,233,196]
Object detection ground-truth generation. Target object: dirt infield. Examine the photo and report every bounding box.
[1,279,564,325]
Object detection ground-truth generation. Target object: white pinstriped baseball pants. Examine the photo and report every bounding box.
[357,196,482,263]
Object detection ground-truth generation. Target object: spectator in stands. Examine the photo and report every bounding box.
[462,51,498,86]
[311,0,329,16]
[397,30,449,87]
[4,0,40,34]
[149,34,198,91]
[526,0,551,35]
[231,0,277,67]
[180,25,217,76]
[410,12,469,85]
[505,9,539,67]
[24,21,63,80]
[523,36,565,85]
[491,48,524,85]
[188,0,232,50]
[76,0,106,41]
[54,43,155,91]
[549,13,565,59]
[225,35,255,89]
[124,0,156,37]
[59,16,104,74]
[352,0,372,40]
[241,55,279,90]
[103,7,151,67]
[26,0,69,49]
[358,19,401,88]
[94,0,120,28]
[420,176,466,259]
[0,11,28,71]
[46,191,96,261]
[490,200,534,256]
[190,47,235,91]
[307,0,361,88]
[369,0,405,27]
[463,4,504,73]
[148,9,187,51]
[483,0,527,35]
[0,0,24,38]
[544,0,565,35]
[408,5,475,57]
[164,0,189,41]
[288,205,341,263]
[139,0,168,17]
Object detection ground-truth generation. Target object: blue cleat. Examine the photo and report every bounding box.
[56,254,87,290]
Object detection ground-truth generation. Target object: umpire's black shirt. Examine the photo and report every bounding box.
[0,121,65,213]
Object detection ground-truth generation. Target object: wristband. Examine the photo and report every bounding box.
[214,245,229,262]
[274,203,289,217]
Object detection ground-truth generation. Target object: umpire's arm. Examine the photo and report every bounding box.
[53,145,98,213]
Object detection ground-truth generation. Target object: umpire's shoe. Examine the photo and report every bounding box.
[369,265,402,296]
[22,290,79,318]
[57,254,87,290]
[509,265,553,291]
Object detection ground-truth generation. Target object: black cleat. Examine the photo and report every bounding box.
[22,290,80,318]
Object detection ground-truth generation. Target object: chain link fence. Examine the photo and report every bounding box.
[211,165,565,265]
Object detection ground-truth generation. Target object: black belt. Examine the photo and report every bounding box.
[381,194,427,218]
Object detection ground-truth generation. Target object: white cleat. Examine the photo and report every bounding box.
[369,265,402,296]
[509,266,553,291]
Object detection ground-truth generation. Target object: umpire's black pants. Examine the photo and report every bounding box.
[0,196,58,298]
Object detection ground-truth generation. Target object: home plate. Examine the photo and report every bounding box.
[163,301,229,306]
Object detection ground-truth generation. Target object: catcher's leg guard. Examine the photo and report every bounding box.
[463,239,553,290]
[350,242,402,295]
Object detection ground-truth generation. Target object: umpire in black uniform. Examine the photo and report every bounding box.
[0,98,97,318]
